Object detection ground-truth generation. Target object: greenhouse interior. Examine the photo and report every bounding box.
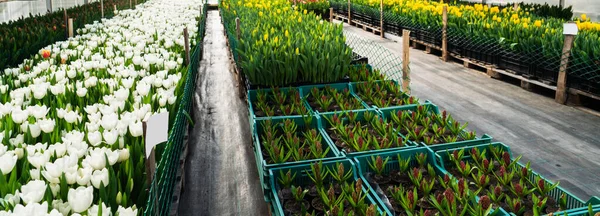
[0,0,599,215]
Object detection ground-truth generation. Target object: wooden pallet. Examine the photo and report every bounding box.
[333,13,381,35]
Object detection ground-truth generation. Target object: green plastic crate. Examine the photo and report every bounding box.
[298,82,370,115]
[247,87,312,120]
[352,146,452,216]
[551,204,600,216]
[378,103,493,152]
[349,80,416,110]
[267,158,387,216]
[317,108,418,158]
[434,142,587,216]
[252,115,344,195]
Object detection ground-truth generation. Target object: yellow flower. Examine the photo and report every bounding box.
[295,48,299,55]
[264,33,268,41]
[523,23,528,28]
[304,10,307,15]
[485,24,490,29]
[274,36,278,44]
[285,30,289,37]
[298,17,302,23]
[534,20,542,27]
[581,14,588,21]
[497,17,502,23]
[259,11,263,17]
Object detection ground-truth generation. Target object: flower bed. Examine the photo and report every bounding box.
[267,159,387,215]
[332,0,600,94]
[0,0,202,214]
[221,0,354,87]
[0,0,145,71]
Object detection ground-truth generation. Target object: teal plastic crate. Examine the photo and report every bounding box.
[317,108,418,158]
[299,82,370,115]
[434,142,588,216]
[378,103,493,152]
[253,115,344,195]
[351,146,442,216]
[247,87,311,120]
[551,204,600,216]
[267,158,387,216]
[349,80,416,110]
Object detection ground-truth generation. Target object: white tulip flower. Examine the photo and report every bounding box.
[64,111,81,124]
[11,108,29,124]
[68,186,93,213]
[77,87,88,97]
[85,148,107,170]
[101,113,118,130]
[117,206,138,216]
[88,131,103,147]
[118,148,130,162]
[90,168,109,189]
[12,201,49,215]
[53,199,72,216]
[20,180,46,204]
[0,151,17,175]
[88,202,110,216]
[28,123,42,138]
[27,151,50,169]
[103,129,119,146]
[49,183,60,197]
[38,118,55,133]
[4,190,21,207]
[75,167,92,186]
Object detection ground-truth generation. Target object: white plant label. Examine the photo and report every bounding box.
[563,23,578,35]
[145,112,169,158]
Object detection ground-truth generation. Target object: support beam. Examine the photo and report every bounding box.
[379,0,384,38]
[402,30,411,94]
[441,6,448,62]
[555,22,577,104]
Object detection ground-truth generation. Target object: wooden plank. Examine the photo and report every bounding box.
[568,88,600,102]
[494,68,557,91]
[555,28,575,104]
[441,6,448,62]
[402,30,411,94]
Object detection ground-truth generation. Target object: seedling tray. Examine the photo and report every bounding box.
[299,82,370,115]
[349,80,416,110]
[247,87,312,121]
[252,115,344,193]
[318,108,418,158]
[434,142,588,216]
[378,103,493,152]
[267,158,387,216]
[352,147,443,216]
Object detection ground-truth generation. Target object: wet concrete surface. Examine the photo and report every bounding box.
[342,22,600,200]
[178,10,269,216]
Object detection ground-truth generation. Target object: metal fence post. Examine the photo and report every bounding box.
[184,28,190,66]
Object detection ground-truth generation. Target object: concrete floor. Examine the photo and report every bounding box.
[341,23,600,201]
[177,10,269,216]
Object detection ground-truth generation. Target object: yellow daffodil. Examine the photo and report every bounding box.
[534,20,542,27]
[295,48,299,55]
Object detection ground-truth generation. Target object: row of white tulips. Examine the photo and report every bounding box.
[0,0,201,215]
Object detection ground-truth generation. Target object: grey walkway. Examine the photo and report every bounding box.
[342,23,600,200]
[178,10,269,216]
